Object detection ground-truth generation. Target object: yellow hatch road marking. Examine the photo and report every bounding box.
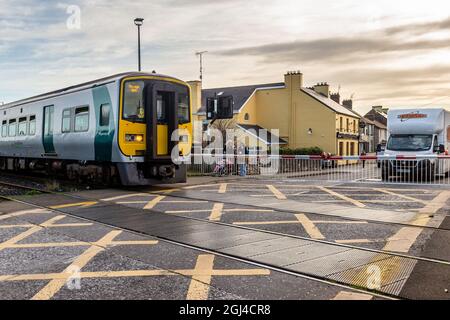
[31,230,122,300]
[218,183,228,194]
[143,196,166,210]
[234,214,322,239]
[233,214,368,240]
[294,214,326,240]
[0,224,34,229]
[373,188,428,205]
[183,184,220,190]
[0,208,50,221]
[317,186,366,208]
[186,254,270,300]
[50,202,98,209]
[0,254,269,300]
[0,225,42,251]
[383,227,423,253]
[333,291,373,300]
[186,254,215,300]
[335,239,381,244]
[208,203,224,222]
[346,191,450,292]
[267,185,287,200]
[30,230,158,300]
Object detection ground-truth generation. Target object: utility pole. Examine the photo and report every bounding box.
[195,51,208,81]
[134,18,144,71]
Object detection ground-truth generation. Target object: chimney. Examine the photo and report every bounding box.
[343,99,353,109]
[284,71,303,90]
[330,92,340,104]
[187,80,202,113]
[313,82,329,98]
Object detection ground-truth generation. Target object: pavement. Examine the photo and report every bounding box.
[0,175,449,300]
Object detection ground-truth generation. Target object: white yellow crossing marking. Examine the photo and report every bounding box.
[218,183,228,194]
[267,185,287,200]
[50,201,98,209]
[317,186,366,208]
[208,203,224,221]
[101,193,149,201]
[144,196,166,210]
[333,291,373,300]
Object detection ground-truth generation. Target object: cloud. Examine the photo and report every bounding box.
[384,16,450,35]
[215,34,450,64]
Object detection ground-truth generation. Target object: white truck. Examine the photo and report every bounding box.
[383,108,450,181]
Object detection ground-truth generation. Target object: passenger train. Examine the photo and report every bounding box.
[0,72,193,185]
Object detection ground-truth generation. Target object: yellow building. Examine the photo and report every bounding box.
[188,71,360,156]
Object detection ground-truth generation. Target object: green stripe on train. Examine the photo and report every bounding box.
[93,86,115,162]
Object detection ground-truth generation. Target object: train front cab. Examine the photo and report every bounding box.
[116,76,192,185]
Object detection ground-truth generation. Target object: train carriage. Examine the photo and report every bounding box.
[0,72,193,185]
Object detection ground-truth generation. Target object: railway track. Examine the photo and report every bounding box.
[0,177,449,299]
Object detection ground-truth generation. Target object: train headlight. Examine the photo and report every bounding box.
[125,134,144,143]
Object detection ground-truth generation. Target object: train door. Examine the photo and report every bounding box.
[146,82,183,160]
[42,105,56,155]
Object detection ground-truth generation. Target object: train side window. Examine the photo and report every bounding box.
[29,115,36,135]
[62,109,72,133]
[1,120,7,137]
[8,119,17,137]
[100,103,110,127]
[18,117,27,136]
[43,105,54,136]
[74,106,89,132]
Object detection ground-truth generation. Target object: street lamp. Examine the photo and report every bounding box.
[134,18,144,72]
[196,51,208,81]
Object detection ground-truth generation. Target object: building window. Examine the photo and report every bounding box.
[18,117,27,136]
[346,119,349,132]
[244,113,250,121]
[350,142,355,155]
[339,117,343,131]
[1,120,7,137]
[8,119,16,137]
[339,142,344,156]
[62,109,72,133]
[74,106,89,132]
[353,121,356,133]
[29,115,36,135]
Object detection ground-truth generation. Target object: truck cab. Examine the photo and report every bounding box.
[383,108,450,181]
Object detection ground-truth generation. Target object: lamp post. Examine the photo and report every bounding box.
[196,51,208,81]
[134,18,144,72]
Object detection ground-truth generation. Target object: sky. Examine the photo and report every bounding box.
[1,0,450,115]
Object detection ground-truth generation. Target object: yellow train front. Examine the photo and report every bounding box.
[117,73,193,185]
[0,72,193,186]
